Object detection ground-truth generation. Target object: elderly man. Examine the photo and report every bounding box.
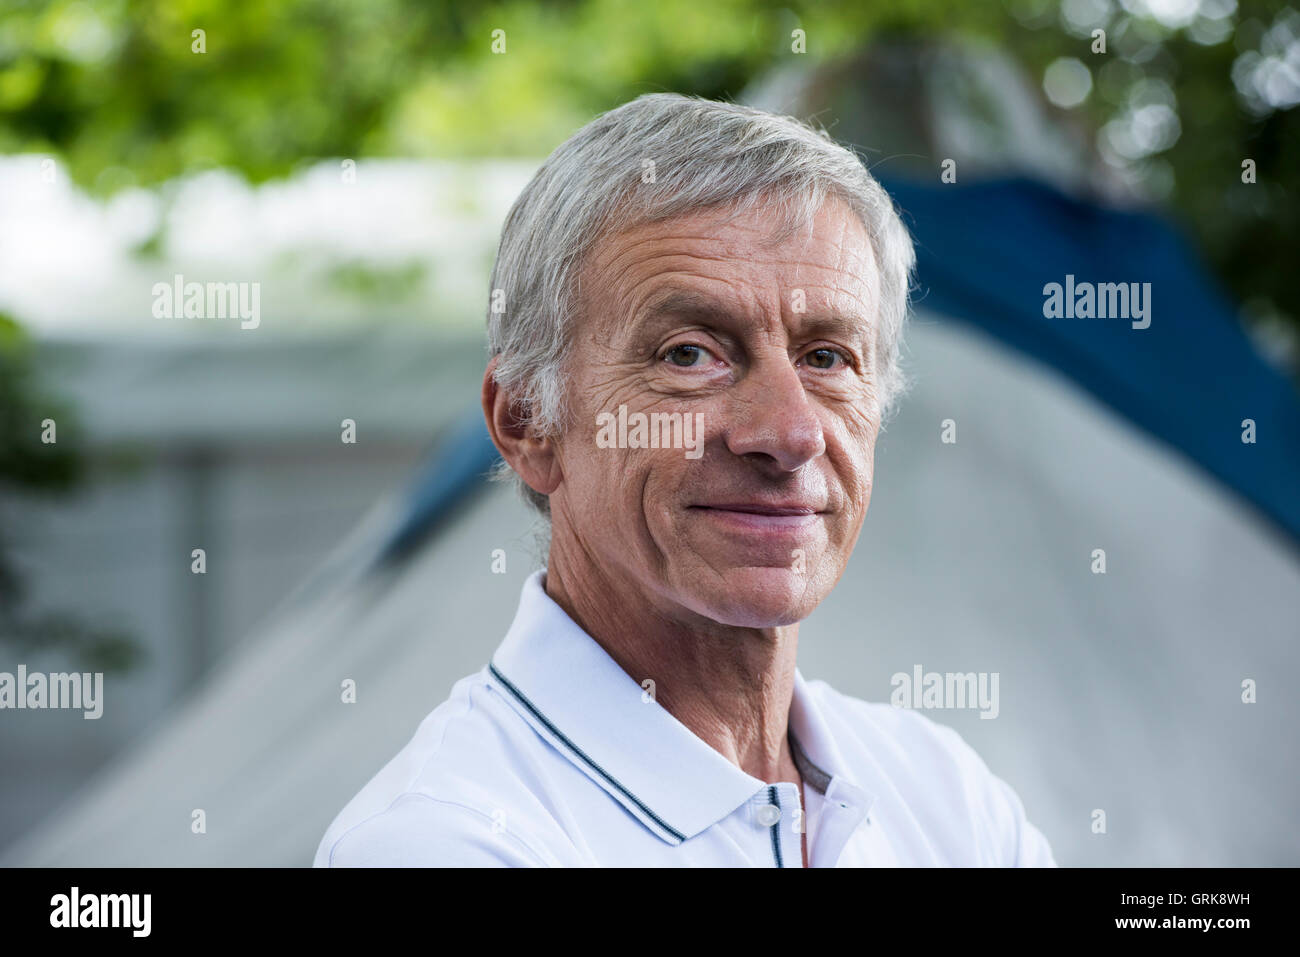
[315,93,1055,868]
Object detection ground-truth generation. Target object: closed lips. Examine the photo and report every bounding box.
[692,504,822,514]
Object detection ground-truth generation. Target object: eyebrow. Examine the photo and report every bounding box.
[637,290,725,324]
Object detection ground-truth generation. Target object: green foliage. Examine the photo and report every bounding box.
[0,0,1295,332]
[0,313,80,493]
[325,259,429,302]
[0,313,141,672]
[0,0,1025,179]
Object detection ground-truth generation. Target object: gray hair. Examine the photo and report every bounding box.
[485,92,916,519]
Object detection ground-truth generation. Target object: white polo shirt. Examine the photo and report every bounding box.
[315,570,1056,867]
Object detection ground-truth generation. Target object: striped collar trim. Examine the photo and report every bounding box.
[488,661,689,843]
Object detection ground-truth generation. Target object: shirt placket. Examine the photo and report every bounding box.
[752,783,804,868]
[815,778,875,866]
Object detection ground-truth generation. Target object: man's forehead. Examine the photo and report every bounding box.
[580,198,878,320]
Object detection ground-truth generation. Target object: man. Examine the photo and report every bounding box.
[315,93,1055,867]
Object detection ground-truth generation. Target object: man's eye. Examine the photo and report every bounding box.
[663,344,711,367]
[804,348,844,370]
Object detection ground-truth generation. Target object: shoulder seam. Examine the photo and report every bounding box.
[404,668,487,790]
[327,790,551,867]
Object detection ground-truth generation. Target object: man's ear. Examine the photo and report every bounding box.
[481,356,563,497]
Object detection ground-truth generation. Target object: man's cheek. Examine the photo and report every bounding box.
[584,445,647,517]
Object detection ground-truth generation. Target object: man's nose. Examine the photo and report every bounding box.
[721,356,826,472]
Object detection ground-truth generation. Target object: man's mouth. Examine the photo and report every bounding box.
[688,502,826,533]
[691,503,820,515]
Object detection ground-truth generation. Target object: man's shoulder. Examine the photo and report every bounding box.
[313,668,574,867]
[804,678,1057,867]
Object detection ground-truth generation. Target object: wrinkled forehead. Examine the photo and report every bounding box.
[575,193,879,338]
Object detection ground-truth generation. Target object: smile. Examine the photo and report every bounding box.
[688,505,824,535]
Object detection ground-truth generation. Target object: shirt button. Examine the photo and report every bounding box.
[756,803,781,827]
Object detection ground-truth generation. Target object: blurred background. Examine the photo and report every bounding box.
[0,0,1297,866]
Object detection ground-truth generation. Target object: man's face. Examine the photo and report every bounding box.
[548,194,882,629]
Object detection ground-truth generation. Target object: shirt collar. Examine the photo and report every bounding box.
[489,569,869,845]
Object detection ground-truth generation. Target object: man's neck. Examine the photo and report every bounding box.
[543,551,803,789]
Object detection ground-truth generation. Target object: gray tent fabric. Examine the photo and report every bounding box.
[5,316,1297,866]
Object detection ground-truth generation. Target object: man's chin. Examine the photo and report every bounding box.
[680,565,823,629]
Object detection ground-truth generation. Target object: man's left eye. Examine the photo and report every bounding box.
[804,348,845,370]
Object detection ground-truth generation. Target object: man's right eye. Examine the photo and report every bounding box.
[663,344,711,367]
